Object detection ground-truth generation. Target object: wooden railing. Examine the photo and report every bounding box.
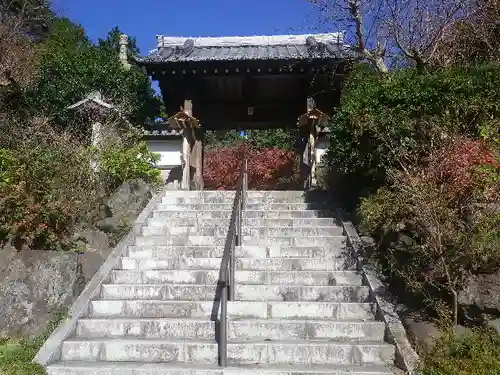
[217,151,248,367]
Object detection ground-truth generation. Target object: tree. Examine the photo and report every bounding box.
[430,0,500,66]
[25,18,162,128]
[308,0,471,72]
[0,0,54,38]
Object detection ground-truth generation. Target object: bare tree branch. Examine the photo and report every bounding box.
[307,0,477,72]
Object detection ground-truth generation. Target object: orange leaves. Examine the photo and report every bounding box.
[424,138,498,200]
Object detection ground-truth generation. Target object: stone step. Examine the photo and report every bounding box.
[101,284,369,302]
[146,217,339,227]
[160,190,319,198]
[126,245,349,259]
[134,235,346,247]
[110,270,362,286]
[160,197,324,205]
[141,226,344,237]
[60,339,394,366]
[76,318,385,342]
[151,210,333,219]
[244,210,334,218]
[164,189,310,196]
[118,256,354,271]
[147,217,232,227]
[244,218,338,227]
[76,318,215,340]
[156,203,326,211]
[152,210,233,219]
[241,236,345,247]
[161,197,320,204]
[47,362,395,375]
[89,300,377,320]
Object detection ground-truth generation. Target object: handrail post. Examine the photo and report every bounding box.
[220,273,228,367]
[243,157,248,206]
[229,232,236,301]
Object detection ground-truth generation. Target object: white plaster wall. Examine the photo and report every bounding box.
[145,139,182,182]
[146,139,182,168]
[316,137,330,164]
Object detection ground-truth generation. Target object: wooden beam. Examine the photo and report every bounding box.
[181,99,192,190]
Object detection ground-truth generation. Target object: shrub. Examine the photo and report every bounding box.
[325,63,500,207]
[99,141,162,190]
[0,120,96,250]
[204,144,299,190]
[424,138,498,202]
[420,327,500,375]
[359,137,500,323]
[0,119,162,251]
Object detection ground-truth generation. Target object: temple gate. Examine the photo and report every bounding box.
[125,33,352,189]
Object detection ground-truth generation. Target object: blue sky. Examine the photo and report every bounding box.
[52,0,322,56]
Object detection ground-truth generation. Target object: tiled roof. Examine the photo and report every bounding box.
[135,33,352,64]
[142,129,183,137]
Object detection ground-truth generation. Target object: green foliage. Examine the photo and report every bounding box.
[325,63,500,206]
[205,128,297,151]
[0,339,46,375]
[0,311,66,375]
[0,148,18,190]
[421,328,500,375]
[25,19,162,127]
[358,137,500,322]
[470,213,500,269]
[0,122,96,250]
[99,141,162,189]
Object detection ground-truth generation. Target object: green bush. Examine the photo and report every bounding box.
[325,63,500,207]
[99,141,162,189]
[358,137,500,322]
[0,121,161,251]
[0,121,96,250]
[421,328,500,375]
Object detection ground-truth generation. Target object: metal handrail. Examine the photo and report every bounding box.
[217,150,248,367]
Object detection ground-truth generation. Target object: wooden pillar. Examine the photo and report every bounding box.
[298,97,317,189]
[308,98,318,188]
[181,100,192,190]
[192,128,204,190]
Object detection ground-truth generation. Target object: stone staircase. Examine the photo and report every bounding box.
[46,190,396,375]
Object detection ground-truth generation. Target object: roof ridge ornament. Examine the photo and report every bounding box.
[306,36,318,47]
[183,39,195,56]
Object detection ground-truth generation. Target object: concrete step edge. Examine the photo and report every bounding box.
[77,317,384,325]
[47,361,394,375]
[62,338,394,347]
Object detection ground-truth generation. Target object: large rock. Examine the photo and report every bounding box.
[105,179,154,228]
[488,318,500,334]
[73,179,154,277]
[405,319,472,352]
[404,320,442,352]
[0,248,85,338]
[459,269,500,321]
